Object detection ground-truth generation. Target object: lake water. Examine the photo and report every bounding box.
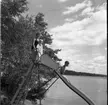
[42,76,107,105]
[25,76,107,105]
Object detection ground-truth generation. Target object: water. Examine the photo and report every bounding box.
[42,76,107,105]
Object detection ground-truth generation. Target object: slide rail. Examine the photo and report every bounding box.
[53,70,95,105]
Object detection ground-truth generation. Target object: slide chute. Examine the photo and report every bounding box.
[40,54,95,105]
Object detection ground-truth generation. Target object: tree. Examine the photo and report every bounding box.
[1,0,62,104]
[1,0,28,46]
[1,0,28,73]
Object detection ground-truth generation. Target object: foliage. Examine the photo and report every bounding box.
[1,0,28,46]
[1,0,62,104]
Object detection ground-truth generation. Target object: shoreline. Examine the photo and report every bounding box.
[65,75,107,78]
[64,70,107,77]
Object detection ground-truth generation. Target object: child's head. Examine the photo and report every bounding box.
[64,61,69,67]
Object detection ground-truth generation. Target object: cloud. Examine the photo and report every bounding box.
[68,55,107,74]
[105,47,107,51]
[58,0,68,3]
[49,2,107,74]
[96,2,107,11]
[64,18,74,22]
[81,7,94,16]
[94,56,106,63]
[36,4,43,8]
[63,0,92,15]
[50,3,107,46]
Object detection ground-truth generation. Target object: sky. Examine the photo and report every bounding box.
[26,0,107,75]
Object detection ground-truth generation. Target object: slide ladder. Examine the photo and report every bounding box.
[10,63,35,105]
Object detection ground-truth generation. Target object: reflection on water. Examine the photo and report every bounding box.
[42,76,107,105]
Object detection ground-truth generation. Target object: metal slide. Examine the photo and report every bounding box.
[54,70,95,105]
[40,54,95,105]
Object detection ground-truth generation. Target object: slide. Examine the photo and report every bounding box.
[40,54,95,105]
[54,70,95,105]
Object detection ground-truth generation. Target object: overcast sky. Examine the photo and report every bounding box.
[27,0,107,74]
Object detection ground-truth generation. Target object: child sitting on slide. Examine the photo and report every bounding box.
[60,61,69,75]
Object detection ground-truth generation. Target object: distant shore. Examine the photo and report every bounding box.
[64,70,107,77]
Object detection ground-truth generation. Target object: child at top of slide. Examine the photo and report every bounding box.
[60,61,69,75]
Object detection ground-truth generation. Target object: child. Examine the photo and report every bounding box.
[31,38,39,62]
[60,61,69,75]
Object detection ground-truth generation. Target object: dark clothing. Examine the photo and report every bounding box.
[34,40,39,49]
[60,66,66,75]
